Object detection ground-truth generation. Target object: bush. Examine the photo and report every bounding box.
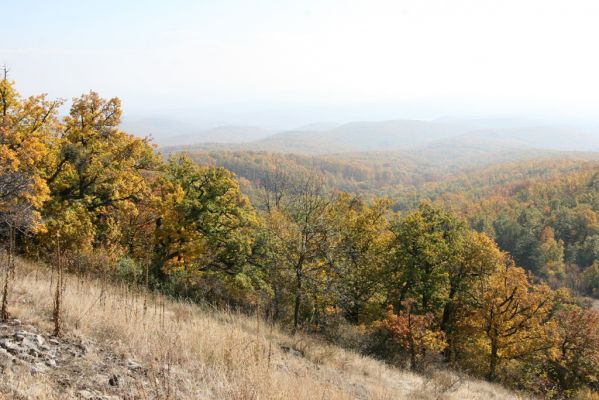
[116,256,142,283]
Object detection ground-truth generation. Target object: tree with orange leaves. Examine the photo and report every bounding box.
[547,306,599,394]
[377,299,446,370]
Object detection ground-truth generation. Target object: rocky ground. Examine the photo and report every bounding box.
[0,318,150,399]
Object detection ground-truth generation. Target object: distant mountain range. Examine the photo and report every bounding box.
[156,117,599,155]
[120,117,275,146]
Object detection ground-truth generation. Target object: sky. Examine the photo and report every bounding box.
[3,0,599,128]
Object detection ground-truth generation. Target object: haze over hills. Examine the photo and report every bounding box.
[161,117,599,157]
[121,116,275,146]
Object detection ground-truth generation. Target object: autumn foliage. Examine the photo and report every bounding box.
[378,301,446,370]
[1,76,599,398]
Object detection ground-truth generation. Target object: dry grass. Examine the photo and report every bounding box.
[0,259,525,399]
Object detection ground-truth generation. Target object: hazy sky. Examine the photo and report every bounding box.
[4,0,599,126]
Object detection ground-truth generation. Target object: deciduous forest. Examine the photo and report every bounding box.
[2,76,599,399]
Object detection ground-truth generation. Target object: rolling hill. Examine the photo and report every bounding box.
[164,118,599,156]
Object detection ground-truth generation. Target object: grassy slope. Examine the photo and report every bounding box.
[0,259,523,400]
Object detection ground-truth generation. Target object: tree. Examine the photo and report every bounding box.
[575,234,599,269]
[464,264,554,380]
[0,69,57,231]
[325,194,392,323]
[440,231,503,361]
[377,300,446,370]
[259,171,332,333]
[547,306,599,394]
[43,91,159,252]
[387,203,465,315]
[0,70,59,320]
[154,155,257,280]
[536,226,565,280]
[581,261,599,297]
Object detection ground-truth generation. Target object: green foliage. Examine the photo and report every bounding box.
[116,256,142,283]
[154,155,258,278]
[581,261,599,297]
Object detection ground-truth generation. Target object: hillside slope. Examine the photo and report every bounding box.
[0,259,522,400]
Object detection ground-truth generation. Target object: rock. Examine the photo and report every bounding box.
[281,345,304,358]
[1,339,21,354]
[48,338,60,346]
[126,359,142,371]
[78,390,94,399]
[45,358,57,368]
[28,347,40,357]
[22,337,36,348]
[78,389,120,400]
[0,347,16,364]
[30,362,49,374]
[77,343,88,354]
[34,334,44,346]
[20,354,35,363]
[108,374,121,387]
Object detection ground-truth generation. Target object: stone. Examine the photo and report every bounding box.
[28,347,40,357]
[280,345,304,358]
[77,343,88,354]
[30,362,49,374]
[78,390,94,399]
[126,359,142,371]
[21,337,38,351]
[108,374,121,387]
[35,334,44,346]
[78,389,120,400]
[1,339,21,354]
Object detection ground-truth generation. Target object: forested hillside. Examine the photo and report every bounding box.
[432,164,599,297]
[178,149,599,299]
[173,149,599,199]
[2,77,599,399]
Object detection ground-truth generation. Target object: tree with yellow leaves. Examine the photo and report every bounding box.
[153,155,257,283]
[441,231,504,362]
[325,193,393,323]
[0,69,61,320]
[42,91,160,253]
[463,263,554,380]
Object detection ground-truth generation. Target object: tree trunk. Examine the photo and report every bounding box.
[53,234,63,337]
[409,335,417,370]
[440,285,457,362]
[272,287,280,321]
[1,226,15,322]
[488,336,498,381]
[292,266,303,335]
